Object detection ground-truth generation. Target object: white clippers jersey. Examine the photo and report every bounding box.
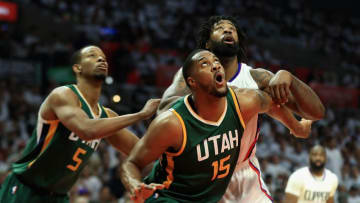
[285,167,339,203]
[227,63,259,164]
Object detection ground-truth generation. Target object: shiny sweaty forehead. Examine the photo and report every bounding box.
[81,46,105,56]
[213,20,236,30]
[192,50,218,63]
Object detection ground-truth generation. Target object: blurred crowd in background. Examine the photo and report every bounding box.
[0,0,359,202]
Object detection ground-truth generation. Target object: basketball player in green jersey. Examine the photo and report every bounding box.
[120,49,311,203]
[0,45,160,203]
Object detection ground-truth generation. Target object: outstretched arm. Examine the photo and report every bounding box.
[46,86,160,141]
[234,88,311,138]
[120,111,183,202]
[104,108,140,155]
[250,68,325,120]
[157,68,191,115]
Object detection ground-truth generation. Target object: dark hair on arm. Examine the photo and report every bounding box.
[196,15,247,62]
[182,49,207,87]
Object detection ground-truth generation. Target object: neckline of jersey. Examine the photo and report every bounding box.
[228,63,242,82]
[73,85,102,119]
[183,95,227,126]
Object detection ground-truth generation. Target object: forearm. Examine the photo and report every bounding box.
[288,72,325,120]
[121,159,144,193]
[267,105,307,138]
[81,112,146,140]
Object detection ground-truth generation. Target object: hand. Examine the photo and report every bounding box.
[130,182,165,203]
[140,99,161,119]
[291,118,313,138]
[268,70,292,106]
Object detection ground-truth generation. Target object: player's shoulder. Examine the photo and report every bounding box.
[155,109,181,127]
[241,62,254,70]
[291,167,309,178]
[325,168,339,182]
[49,85,78,97]
[47,85,78,105]
[149,109,183,138]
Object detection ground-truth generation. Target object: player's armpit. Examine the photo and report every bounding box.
[283,193,298,203]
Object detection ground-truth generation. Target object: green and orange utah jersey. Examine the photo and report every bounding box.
[145,88,246,203]
[12,84,109,194]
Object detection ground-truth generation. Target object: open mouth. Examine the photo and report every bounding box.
[214,72,225,86]
[223,36,234,44]
[97,64,108,70]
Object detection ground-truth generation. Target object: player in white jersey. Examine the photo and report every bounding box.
[158,16,325,202]
[284,145,338,203]
[222,62,273,202]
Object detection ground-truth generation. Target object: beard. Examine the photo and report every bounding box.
[94,73,106,81]
[208,39,240,58]
[310,161,325,172]
[211,87,228,97]
[200,83,228,98]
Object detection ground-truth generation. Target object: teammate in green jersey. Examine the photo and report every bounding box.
[120,49,311,203]
[0,45,160,203]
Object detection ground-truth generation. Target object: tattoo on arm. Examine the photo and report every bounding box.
[256,89,272,112]
[250,69,274,90]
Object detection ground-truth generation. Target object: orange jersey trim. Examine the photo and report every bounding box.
[166,109,187,157]
[229,88,246,129]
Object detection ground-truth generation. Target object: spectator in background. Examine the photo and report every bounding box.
[326,136,343,179]
[284,145,338,203]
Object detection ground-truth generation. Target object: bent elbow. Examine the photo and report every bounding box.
[314,104,325,120]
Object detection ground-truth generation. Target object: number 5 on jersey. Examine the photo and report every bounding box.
[211,155,230,181]
[67,147,86,171]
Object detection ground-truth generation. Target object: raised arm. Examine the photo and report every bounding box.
[250,68,325,120]
[120,111,183,202]
[268,70,325,120]
[45,86,160,141]
[157,68,191,115]
[234,87,311,138]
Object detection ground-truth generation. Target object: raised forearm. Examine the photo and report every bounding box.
[288,71,325,120]
[81,112,146,140]
[267,105,309,138]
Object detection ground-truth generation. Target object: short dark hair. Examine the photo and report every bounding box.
[70,45,100,65]
[70,48,83,65]
[197,15,247,62]
[182,49,207,88]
